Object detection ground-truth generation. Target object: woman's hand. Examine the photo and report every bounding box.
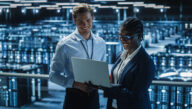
[103,84,122,98]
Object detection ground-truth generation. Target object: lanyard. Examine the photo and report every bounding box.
[80,39,94,59]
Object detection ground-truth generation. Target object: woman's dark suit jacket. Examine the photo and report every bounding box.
[104,47,156,109]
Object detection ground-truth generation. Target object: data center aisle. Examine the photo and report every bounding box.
[146,34,181,54]
[0,34,181,109]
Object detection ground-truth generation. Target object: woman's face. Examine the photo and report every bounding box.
[119,27,140,50]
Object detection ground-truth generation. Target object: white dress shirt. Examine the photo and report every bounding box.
[49,29,106,88]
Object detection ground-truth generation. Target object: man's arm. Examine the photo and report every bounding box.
[49,41,95,92]
[49,42,74,88]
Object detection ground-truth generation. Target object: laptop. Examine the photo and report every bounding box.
[71,57,111,88]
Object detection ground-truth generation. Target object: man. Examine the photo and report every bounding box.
[103,17,155,109]
[49,3,106,109]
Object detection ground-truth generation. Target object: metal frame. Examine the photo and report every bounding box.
[0,72,48,79]
[1,72,192,86]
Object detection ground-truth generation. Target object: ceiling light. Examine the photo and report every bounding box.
[9,4,18,8]
[164,6,171,9]
[0,0,15,1]
[144,4,156,8]
[98,5,116,8]
[56,3,79,6]
[95,0,125,1]
[62,6,73,9]
[26,7,41,9]
[40,5,57,8]
[46,7,61,10]
[10,3,32,7]
[154,5,164,9]
[134,2,144,4]
[89,4,101,7]
[23,4,32,6]
[21,0,47,3]
[118,2,134,5]
[113,7,128,9]
[0,6,9,8]
[133,4,145,7]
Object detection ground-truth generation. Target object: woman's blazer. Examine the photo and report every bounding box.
[104,47,156,109]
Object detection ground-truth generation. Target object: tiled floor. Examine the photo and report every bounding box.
[0,34,181,109]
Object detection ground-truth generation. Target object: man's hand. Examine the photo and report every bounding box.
[73,81,94,93]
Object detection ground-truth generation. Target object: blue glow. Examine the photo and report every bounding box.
[21,8,26,14]
[57,9,60,13]
[160,9,164,13]
[116,9,119,13]
[136,8,139,13]
[94,9,97,13]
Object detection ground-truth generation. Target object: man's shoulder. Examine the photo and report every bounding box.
[93,35,105,44]
[57,33,75,46]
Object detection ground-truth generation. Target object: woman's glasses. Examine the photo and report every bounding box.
[118,33,138,41]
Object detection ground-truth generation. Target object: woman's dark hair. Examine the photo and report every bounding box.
[121,17,143,40]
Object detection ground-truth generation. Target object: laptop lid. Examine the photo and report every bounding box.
[71,57,111,88]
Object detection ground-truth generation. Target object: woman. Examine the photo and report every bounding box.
[104,17,156,109]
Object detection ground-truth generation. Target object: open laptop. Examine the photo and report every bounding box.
[71,57,111,88]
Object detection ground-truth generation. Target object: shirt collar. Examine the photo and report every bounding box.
[120,45,141,60]
[73,28,93,41]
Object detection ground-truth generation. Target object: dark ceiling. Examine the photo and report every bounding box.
[0,0,192,24]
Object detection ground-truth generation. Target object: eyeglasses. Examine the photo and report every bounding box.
[119,34,138,41]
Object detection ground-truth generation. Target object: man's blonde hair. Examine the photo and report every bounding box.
[72,3,94,19]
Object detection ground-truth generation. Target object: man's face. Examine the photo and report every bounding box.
[120,27,140,50]
[74,12,93,34]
